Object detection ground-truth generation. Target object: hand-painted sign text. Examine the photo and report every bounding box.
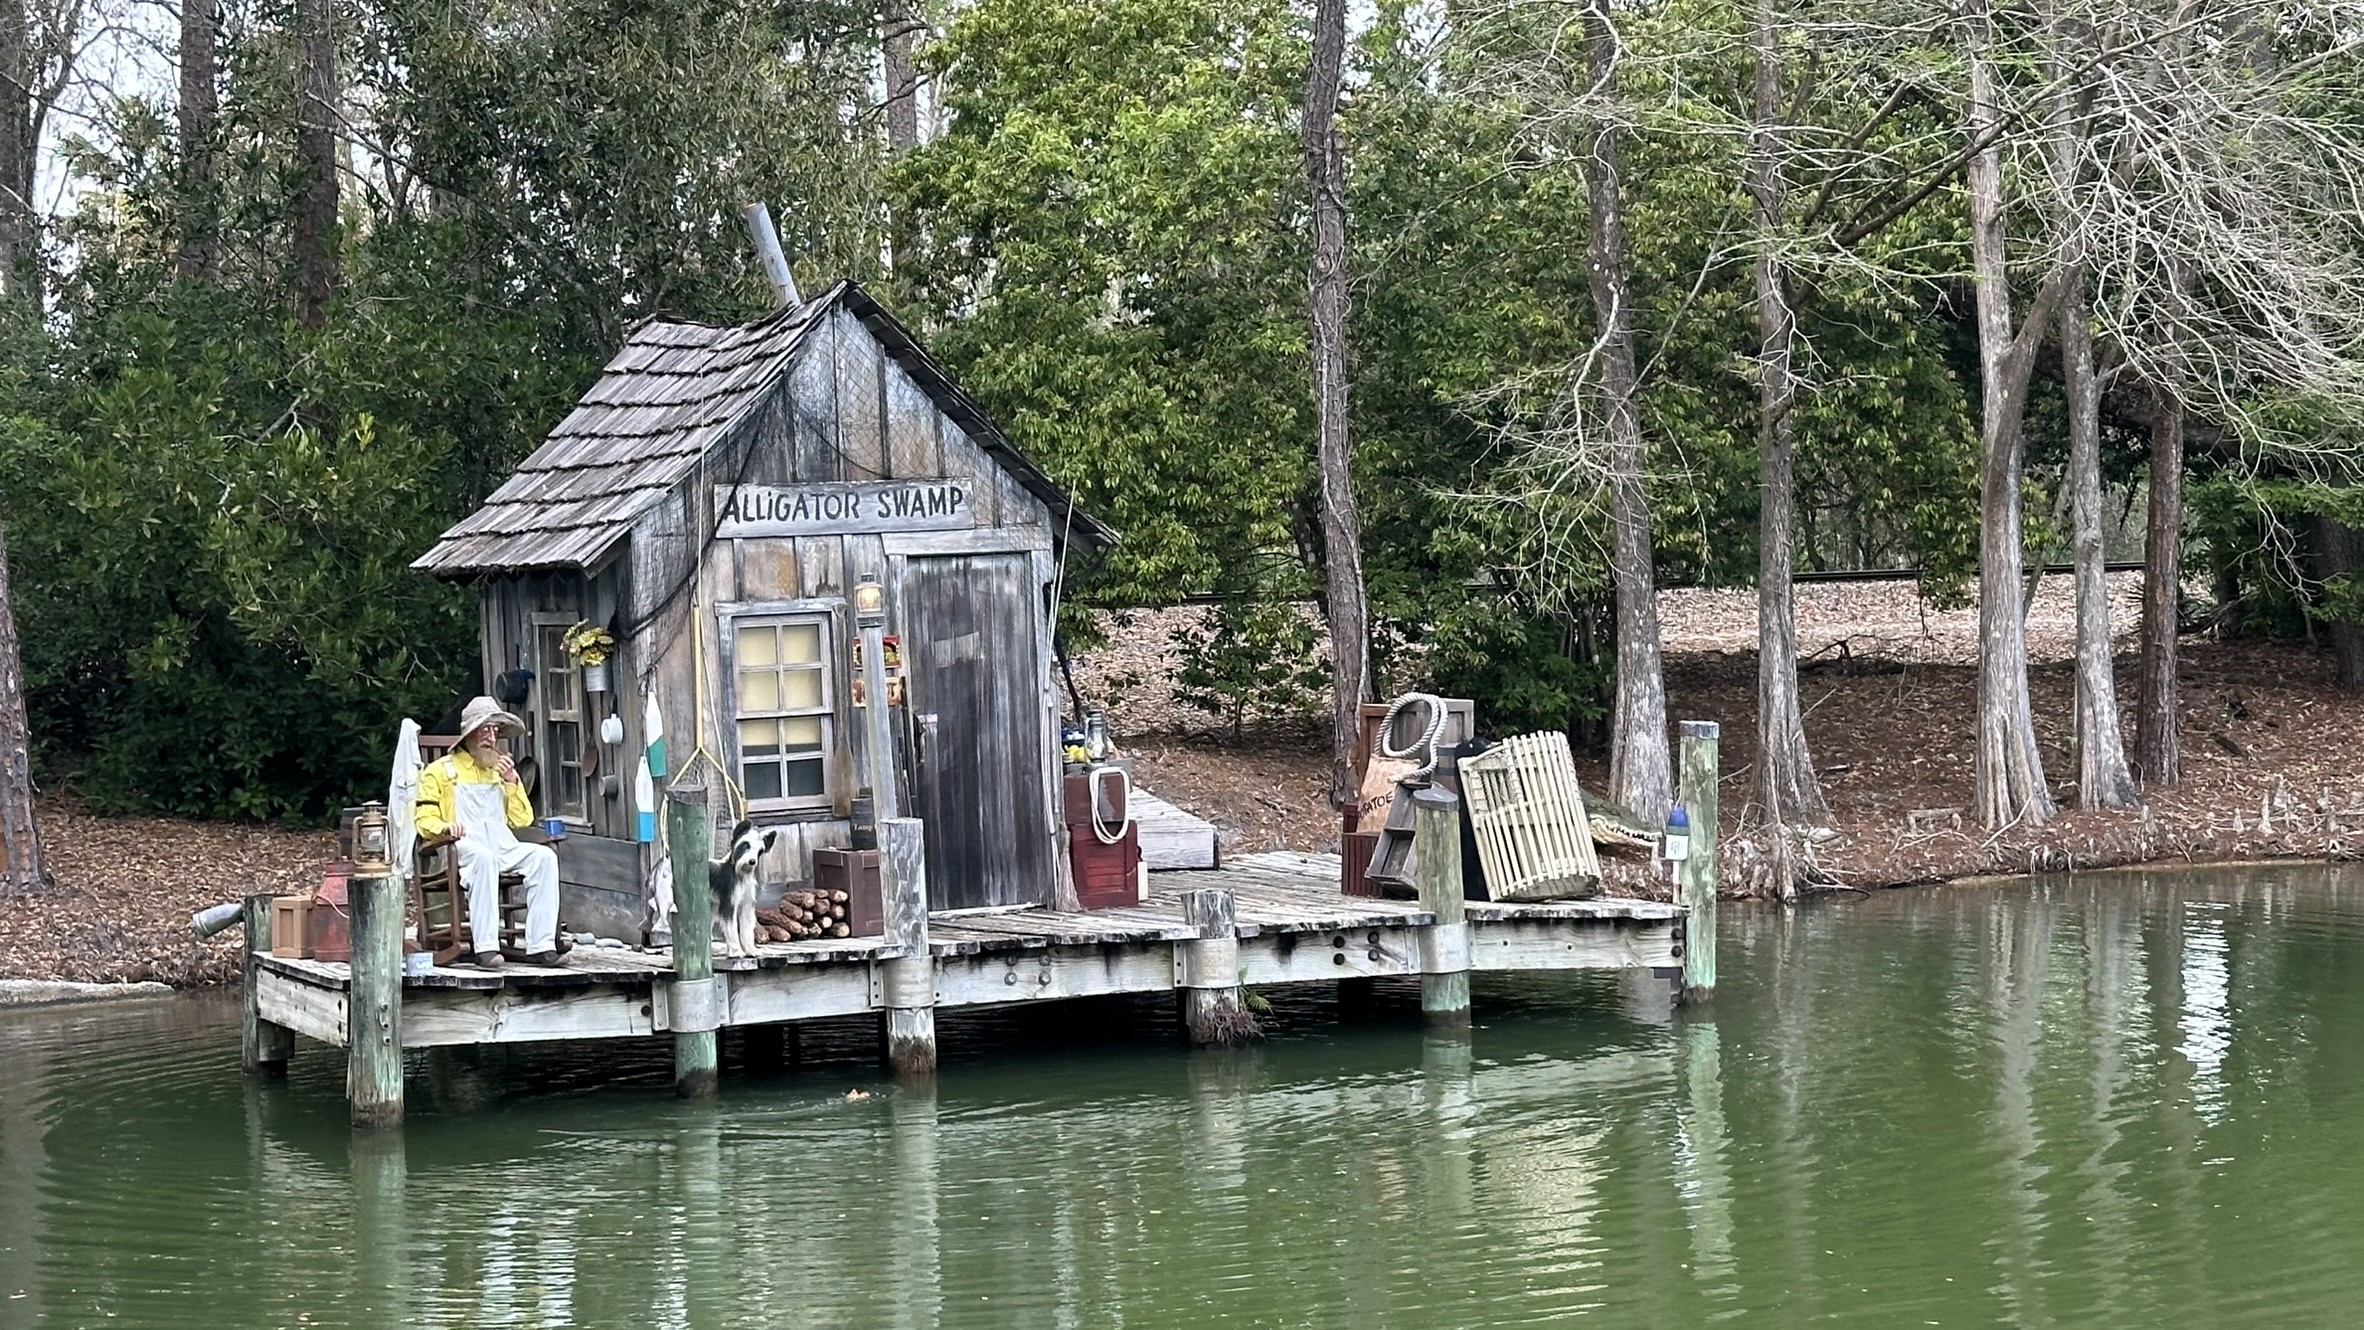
[715,480,975,538]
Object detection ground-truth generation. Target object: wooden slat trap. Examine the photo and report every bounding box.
[1458,733,1603,901]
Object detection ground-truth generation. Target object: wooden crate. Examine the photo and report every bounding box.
[1070,824,1142,910]
[811,848,884,938]
[270,896,313,959]
[1340,831,1382,898]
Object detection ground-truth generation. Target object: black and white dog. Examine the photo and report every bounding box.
[710,819,782,958]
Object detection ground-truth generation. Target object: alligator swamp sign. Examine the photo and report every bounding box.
[714,480,975,538]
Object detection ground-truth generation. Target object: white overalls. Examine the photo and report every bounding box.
[453,780,560,954]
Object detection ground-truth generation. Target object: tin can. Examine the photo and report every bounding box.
[542,817,568,839]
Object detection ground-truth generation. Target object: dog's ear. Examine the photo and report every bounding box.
[760,827,782,855]
[731,818,754,844]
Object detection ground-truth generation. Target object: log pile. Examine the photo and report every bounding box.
[754,889,853,943]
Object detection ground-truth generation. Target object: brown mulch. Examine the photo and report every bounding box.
[1112,635,2364,903]
[0,800,331,985]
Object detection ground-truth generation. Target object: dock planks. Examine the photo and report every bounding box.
[252,852,1682,1051]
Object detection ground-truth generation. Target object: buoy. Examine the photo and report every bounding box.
[635,754,656,843]
[1661,805,1691,863]
[644,691,667,779]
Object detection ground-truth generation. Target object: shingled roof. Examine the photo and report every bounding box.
[414,280,1112,578]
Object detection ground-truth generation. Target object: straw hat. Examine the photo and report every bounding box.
[457,696,526,744]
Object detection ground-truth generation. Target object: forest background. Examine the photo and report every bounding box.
[0,0,2359,850]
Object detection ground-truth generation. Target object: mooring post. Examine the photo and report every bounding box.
[346,864,404,1128]
[667,785,719,1099]
[1676,720,1720,1006]
[879,816,937,1078]
[1177,887,1256,1047]
[241,891,293,1075]
[1413,787,1472,1029]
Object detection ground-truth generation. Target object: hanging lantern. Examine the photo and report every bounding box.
[353,801,392,876]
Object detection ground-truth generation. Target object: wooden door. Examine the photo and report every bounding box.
[904,552,1054,909]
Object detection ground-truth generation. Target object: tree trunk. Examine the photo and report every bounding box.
[292,0,337,327]
[1749,0,1822,898]
[0,0,33,305]
[1584,0,1670,820]
[882,0,919,154]
[178,0,219,281]
[2309,513,2364,690]
[2134,394,2182,783]
[2061,278,2137,806]
[1304,0,1366,809]
[1966,28,2059,829]
[0,521,47,895]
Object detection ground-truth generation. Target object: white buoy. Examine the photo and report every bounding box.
[644,691,668,779]
[635,754,657,843]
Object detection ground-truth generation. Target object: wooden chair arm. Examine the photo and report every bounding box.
[415,830,460,853]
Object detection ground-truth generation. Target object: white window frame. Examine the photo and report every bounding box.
[531,612,590,826]
[720,600,842,814]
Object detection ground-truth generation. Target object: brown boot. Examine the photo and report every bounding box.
[470,951,504,970]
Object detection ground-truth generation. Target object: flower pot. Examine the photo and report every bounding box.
[583,661,610,693]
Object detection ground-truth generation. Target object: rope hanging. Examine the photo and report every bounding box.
[1378,691,1449,782]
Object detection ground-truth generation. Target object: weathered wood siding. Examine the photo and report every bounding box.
[593,305,1068,910]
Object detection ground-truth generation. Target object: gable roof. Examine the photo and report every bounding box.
[413,281,1114,579]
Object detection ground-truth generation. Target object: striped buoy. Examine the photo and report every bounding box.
[644,690,667,779]
[634,754,656,843]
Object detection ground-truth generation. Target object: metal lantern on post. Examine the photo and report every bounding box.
[853,579,900,821]
[352,801,392,877]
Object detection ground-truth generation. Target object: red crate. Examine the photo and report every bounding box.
[1341,832,1382,897]
[1070,825,1142,910]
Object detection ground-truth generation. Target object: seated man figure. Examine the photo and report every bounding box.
[415,696,564,968]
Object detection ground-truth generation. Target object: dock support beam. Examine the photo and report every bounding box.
[1676,720,1720,1006]
[347,866,404,1128]
[241,891,292,1075]
[879,817,936,1079]
[1178,888,1257,1047]
[1413,788,1471,1029]
[668,786,718,1100]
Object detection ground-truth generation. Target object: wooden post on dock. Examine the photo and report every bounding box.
[241,891,292,1075]
[668,785,719,1099]
[1177,888,1257,1047]
[347,865,404,1128]
[1675,720,1720,1006]
[879,816,937,1078]
[1413,788,1472,1029]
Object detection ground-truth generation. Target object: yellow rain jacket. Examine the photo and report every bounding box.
[415,748,534,839]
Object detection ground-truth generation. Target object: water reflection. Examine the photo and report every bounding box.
[8,863,2364,1327]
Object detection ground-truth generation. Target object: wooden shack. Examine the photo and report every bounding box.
[414,281,1116,939]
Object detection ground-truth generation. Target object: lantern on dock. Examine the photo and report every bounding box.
[353,802,392,877]
[853,579,886,628]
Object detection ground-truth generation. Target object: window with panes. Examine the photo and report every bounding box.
[534,620,588,823]
[733,616,832,808]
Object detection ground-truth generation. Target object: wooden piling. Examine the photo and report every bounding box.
[1177,888,1257,1047]
[346,867,404,1128]
[879,817,937,1078]
[241,891,292,1075]
[1676,720,1720,1006]
[1413,788,1472,1029]
[667,786,719,1099]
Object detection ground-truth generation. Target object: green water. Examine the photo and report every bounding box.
[5,863,2364,1328]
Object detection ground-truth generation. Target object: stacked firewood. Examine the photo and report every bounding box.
[754,889,853,943]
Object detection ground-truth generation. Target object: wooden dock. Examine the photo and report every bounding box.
[248,852,1682,1057]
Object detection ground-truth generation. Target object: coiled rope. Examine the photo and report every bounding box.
[1377,691,1449,781]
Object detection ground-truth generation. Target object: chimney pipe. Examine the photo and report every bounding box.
[742,202,802,310]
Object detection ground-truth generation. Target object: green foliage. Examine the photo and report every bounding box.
[1170,601,1328,738]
